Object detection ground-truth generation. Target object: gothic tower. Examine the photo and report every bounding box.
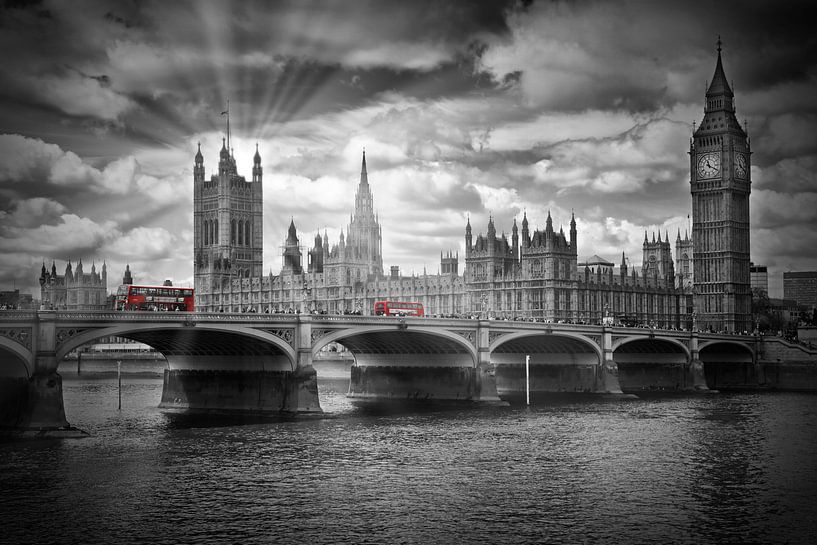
[193,136,264,311]
[690,38,751,332]
[345,151,383,277]
[675,229,693,289]
[642,230,675,283]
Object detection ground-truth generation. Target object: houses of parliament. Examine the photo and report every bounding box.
[192,42,752,333]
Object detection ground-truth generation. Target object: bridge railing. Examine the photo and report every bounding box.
[0,310,38,321]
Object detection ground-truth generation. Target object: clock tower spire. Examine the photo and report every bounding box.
[689,37,752,333]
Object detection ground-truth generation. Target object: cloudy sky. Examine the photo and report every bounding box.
[1,0,815,298]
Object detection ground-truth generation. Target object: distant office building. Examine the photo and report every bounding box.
[783,271,817,308]
[750,263,768,293]
[0,289,34,310]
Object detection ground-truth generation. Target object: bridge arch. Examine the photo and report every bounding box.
[0,337,31,377]
[490,332,602,397]
[490,331,603,360]
[699,340,755,389]
[312,324,478,367]
[698,340,755,361]
[612,336,691,360]
[613,336,690,392]
[56,323,297,371]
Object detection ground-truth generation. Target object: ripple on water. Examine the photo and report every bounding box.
[0,379,815,544]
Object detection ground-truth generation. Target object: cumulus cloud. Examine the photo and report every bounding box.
[0,134,182,198]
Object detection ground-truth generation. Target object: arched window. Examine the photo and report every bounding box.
[245,222,251,247]
[231,220,236,244]
[204,220,209,246]
[238,220,244,246]
[214,219,218,245]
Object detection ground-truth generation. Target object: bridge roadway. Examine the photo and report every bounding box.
[0,310,760,432]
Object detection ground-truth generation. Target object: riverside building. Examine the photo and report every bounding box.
[193,43,751,331]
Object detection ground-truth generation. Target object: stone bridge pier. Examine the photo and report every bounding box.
[0,311,71,433]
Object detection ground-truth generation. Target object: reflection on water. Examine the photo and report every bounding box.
[0,361,815,544]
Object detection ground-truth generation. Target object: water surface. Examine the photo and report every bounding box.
[1,362,815,544]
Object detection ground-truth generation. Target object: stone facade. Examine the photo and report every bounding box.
[39,260,107,310]
[193,139,263,311]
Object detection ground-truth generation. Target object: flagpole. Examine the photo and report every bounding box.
[226,98,231,154]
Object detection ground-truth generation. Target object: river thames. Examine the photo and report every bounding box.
[1,361,816,544]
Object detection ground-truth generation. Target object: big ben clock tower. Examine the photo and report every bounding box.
[690,38,752,333]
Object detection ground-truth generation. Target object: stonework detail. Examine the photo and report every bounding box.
[311,329,335,343]
[260,328,294,345]
[0,328,32,350]
[56,328,89,346]
[453,329,476,346]
[489,331,507,345]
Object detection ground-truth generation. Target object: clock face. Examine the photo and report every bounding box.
[735,153,748,178]
[697,152,720,179]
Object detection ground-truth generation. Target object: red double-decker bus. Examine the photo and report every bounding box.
[114,285,194,311]
[373,301,424,317]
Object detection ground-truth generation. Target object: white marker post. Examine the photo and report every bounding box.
[525,354,531,406]
[117,360,122,411]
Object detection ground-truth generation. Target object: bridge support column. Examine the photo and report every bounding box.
[596,328,624,394]
[292,314,320,413]
[1,310,84,436]
[685,333,709,391]
[475,320,503,403]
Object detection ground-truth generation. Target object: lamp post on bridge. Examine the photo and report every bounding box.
[300,280,312,314]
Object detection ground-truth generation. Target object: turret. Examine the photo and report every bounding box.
[194,142,204,183]
[511,218,519,260]
[283,219,302,274]
[252,143,262,183]
[218,137,230,175]
[123,264,133,285]
[286,218,298,244]
[465,216,472,258]
[521,211,530,249]
[570,212,577,253]
[39,262,47,286]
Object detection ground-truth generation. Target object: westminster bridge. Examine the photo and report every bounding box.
[2,309,815,433]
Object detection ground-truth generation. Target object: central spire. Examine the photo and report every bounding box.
[360,149,368,187]
[705,36,734,111]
